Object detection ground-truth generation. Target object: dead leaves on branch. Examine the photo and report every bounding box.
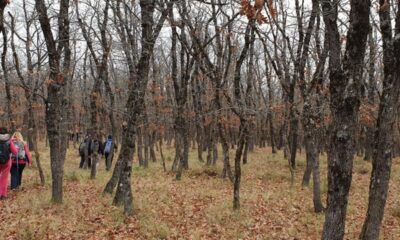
[45,74,66,87]
[240,0,276,24]
[359,100,378,127]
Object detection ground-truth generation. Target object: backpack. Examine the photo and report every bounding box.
[0,140,10,164]
[13,141,26,160]
[79,142,86,155]
[104,139,113,154]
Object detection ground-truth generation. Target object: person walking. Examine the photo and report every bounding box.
[79,135,90,169]
[103,135,117,171]
[10,132,32,190]
[0,127,17,199]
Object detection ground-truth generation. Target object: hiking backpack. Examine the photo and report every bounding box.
[13,141,26,160]
[0,140,10,164]
[104,140,113,154]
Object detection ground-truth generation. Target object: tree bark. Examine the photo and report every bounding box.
[320,0,371,239]
[363,28,377,162]
[0,14,13,130]
[106,0,173,215]
[35,0,71,203]
[232,21,254,210]
[360,3,400,239]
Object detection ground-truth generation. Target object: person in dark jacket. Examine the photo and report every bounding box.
[79,135,92,169]
[103,135,117,171]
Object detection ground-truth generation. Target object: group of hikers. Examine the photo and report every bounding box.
[78,134,117,171]
[0,127,31,200]
[0,126,119,200]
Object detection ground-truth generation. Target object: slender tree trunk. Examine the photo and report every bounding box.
[149,132,156,162]
[104,150,124,194]
[170,5,191,178]
[216,91,233,181]
[159,139,166,172]
[109,0,172,215]
[193,67,204,162]
[233,125,246,210]
[28,98,45,185]
[364,29,376,161]
[211,135,218,166]
[311,144,323,213]
[242,139,249,164]
[137,127,144,166]
[288,101,298,170]
[143,115,149,168]
[302,101,324,212]
[1,21,14,130]
[232,21,254,210]
[267,80,276,154]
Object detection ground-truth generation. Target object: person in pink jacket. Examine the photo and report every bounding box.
[0,127,17,199]
[10,131,31,191]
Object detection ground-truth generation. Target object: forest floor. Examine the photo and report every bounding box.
[0,142,399,240]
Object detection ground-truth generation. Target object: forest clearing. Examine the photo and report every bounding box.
[0,142,399,239]
[1,0,400,239]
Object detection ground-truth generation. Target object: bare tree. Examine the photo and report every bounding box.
[0,0,12,129]
[319,0,371,239]
[104,0,174,216]
[232,20,255,210]
[360,1,400,239]
[35,0,71,203]
[75,0,112,178]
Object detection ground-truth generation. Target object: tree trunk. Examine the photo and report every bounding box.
[233,125,246,210]
[311,144,323,213]
[360,3,400,239]
[159,139,166,172]
[170,4,191,178]
[232,21,254,210]
[35,0,71,203]
[288,101,298,170]
[193,66,204,162]
[90,140,100,179]
[216,91,233,181]
[320,0,371,239]
[27,101,45,185]
[302,101,324,212]
[1,18,14,130]
[137,127,144,166]
[267,80,276,154]
[149,132,156,162]
[242,139,249,165]
[364,29,376,162]
[107,0,172,215]
[104,149,124,194]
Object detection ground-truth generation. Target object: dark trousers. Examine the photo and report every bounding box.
[105,152,113,171]
[10,164,26,190]
[79,155,84,168]
[79,155,92,168]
